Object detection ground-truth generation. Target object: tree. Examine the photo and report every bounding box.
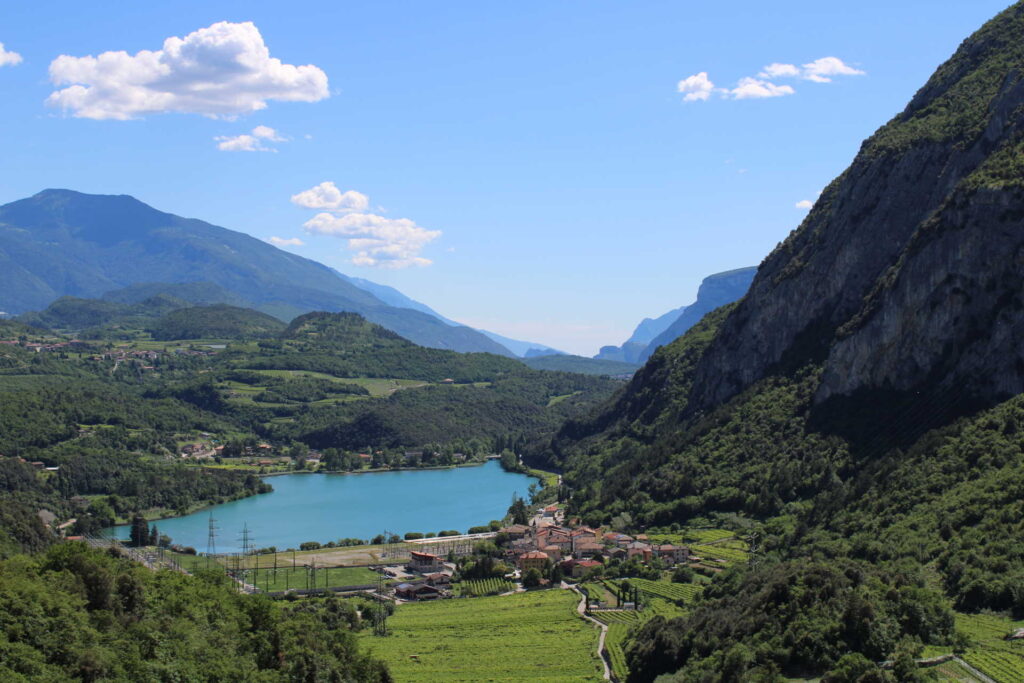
[671,565,695,583]
[129,513,149,547]
[522,568,542,588]
[149,524,159,546]
[507,494,529,526]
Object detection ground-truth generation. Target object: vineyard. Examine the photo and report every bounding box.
[647,528,736,545]
[454,577,515,597]
[956,612,1024,683]
[589,594,688,681]
[621,578,702,605]
[359,590,604,681]
[605,623,632,681]
[690,541,749,566]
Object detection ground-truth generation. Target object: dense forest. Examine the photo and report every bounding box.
[0,541,392,681]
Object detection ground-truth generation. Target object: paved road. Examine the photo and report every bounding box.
[570,585,611,681]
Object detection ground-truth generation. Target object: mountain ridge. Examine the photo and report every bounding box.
[0,189,513,356]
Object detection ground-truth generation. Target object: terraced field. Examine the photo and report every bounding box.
[454,577,515,596]
[691,541,749,566]
[589,594,687,681]
[359,590,603,681]
[956,613,1024,682]
[622,578,702,605]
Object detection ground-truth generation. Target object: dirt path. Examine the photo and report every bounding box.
[570,585,611,681]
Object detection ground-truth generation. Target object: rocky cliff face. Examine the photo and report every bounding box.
[638,266,756,363]
[687,3,1024,418]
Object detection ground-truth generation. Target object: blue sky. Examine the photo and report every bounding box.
[0,1,1012,354]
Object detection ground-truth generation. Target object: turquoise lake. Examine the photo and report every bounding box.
[105,460,535,553]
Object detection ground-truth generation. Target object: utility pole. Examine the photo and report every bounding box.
[205,513,218,570]
[374,572,388,636]
[239,523,254,590]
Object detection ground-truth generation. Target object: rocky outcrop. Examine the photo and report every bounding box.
[639,267,756,363]
[685,3,1024,418]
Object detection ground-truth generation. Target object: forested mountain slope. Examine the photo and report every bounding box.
[538,3,1024,680]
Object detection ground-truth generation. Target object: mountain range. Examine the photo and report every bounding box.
[0,189,525,356]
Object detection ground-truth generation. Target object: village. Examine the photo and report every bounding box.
[382,504,695,602]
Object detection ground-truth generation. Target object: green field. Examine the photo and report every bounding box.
[617,578,703,606]
[454,577,516,597]
[690,541,749,566]
[245,565,381,592]
[239,370,430,397]
[647,528,736,545]
[359,590,604,681]
[954,613,1024,682]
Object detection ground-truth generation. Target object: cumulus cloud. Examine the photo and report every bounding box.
[268,236,304,246]
[758,63,800,79]
[795,199,814,210]
[0,42,22,67]
[47,21,329,119]
[215,124,287,151]
[676,72,716,102]
[801,56,865,83]
[728,77,795,100]
[759,57,865,83]
[290,181,368,211]
[303,211,440,269]
[680,56,864,103]
[293,182,439,268]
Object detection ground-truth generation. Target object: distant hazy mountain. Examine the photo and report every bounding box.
[594,302,688,364]
[628,305,690,346]
[335,268,564,357]
[637,266,757,363]
[480,332,564,358]
[0,189,511,355]
[594,268,755,365]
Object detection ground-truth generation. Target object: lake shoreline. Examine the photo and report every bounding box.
[258,459,509,478]
[104,460,539,550]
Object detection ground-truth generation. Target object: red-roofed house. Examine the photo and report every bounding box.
[518,550,549,573]
[569,559,601,578]
[408,551,443,572]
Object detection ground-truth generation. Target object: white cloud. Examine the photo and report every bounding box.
[268,236,304,246]
[802,56,865,83]
[252,125,284,141]
[758,63,800,79]
[682,56,864,103]
[303,211,440,269]
[728,77,794,100]
[677,72,716,102]
[215,124,287,151]
[290,181,368,211]
[0,42,22,67]
[47,21,328,120]
[795,199,814,210]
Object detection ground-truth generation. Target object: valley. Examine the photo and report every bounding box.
[4,3,1024,682]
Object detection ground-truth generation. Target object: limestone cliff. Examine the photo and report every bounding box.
[687,3,1024,418]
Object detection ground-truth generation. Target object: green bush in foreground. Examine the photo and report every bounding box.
[0,542,392,682]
